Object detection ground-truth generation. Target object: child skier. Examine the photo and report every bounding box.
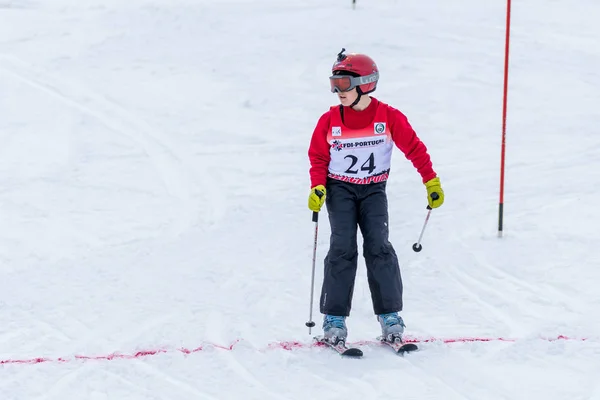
[307,49,444,344]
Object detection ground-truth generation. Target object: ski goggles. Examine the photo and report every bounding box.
[329,72,379,93]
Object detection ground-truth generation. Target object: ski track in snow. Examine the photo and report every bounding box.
[0,53,223,237]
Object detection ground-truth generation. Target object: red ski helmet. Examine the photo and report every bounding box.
[330,48,379,94]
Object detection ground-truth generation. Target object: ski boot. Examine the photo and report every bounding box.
[377,312,405,342]
[322,315,347,345]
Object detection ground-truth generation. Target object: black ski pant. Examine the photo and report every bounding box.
[320,178,403,317]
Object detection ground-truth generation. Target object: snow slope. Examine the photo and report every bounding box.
[1,0,599,399]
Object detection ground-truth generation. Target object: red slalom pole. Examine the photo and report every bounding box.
[498,0,512,238]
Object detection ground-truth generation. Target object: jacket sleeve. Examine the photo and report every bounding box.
[388,107,437,183]
[308,111,331,188]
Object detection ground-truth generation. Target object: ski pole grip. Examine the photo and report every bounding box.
[311,189,325,222]
[426,192,439,210]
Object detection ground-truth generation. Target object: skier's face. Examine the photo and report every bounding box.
[337,88,358,107]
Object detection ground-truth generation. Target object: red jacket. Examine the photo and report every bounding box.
[308,97,437,188]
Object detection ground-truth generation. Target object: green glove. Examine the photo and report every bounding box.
[424,177,444,209]
[308,185,326,212]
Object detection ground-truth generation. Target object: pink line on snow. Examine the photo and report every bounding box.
[0,335,588,366]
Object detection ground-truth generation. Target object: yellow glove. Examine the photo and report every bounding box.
[424,177,444,209]
[308,185,326,212]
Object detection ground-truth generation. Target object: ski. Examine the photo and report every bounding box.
[314,336,363,357]
[377,335,419,355]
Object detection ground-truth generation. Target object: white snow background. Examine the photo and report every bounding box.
[1,0,599,399]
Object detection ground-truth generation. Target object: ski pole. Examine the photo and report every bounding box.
[412,192,439,252]
[305,189,324,334]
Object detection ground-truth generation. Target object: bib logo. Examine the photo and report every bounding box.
[374,122,386,134]
[332,126,342,137]
[331,140,343,151]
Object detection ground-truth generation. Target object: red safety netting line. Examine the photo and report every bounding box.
[0,335,588,366]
